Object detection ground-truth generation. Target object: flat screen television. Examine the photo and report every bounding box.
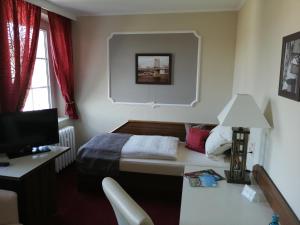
[0,108,59,158]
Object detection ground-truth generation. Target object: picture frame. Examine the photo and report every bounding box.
[135,53,172,85]
[278,31,300,101]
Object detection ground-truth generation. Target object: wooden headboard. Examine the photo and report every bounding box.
[113,120,216,141]
[253,165,300,225]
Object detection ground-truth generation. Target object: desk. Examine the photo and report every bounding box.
[179,166,273,225]
[0,146,70,225]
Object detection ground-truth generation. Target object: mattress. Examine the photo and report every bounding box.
[119,142,230,176]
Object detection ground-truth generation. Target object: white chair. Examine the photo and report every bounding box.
[0,189,22,225]
[102,177,154,225]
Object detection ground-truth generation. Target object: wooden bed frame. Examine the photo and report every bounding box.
[113,120,216,141]
[77,120,299,224]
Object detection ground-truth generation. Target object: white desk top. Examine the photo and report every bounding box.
[0,146,70,179]
[180,165,273,225]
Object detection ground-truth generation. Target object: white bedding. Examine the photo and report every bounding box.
[121,135,179,160]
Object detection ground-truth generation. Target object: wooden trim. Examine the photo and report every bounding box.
[253,165,300,225]
[113,120,186,141]
[112,120,216,141]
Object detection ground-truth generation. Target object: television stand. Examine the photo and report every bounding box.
[7,146,51,159]
[0,146,70,225]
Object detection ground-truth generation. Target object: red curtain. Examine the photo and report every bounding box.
[0,0,41,112]
[48,12,78,119]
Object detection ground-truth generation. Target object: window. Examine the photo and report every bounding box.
[23,29,52,111]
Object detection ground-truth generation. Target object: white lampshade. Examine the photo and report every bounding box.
[218,94,270,128]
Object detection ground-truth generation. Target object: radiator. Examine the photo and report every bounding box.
[55,126,76,173]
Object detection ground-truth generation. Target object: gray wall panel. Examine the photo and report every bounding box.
[109,32,199,105]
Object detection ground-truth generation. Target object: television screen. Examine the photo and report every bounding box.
[0,108,59,156]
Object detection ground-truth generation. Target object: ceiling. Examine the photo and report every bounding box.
[45,0,246,16]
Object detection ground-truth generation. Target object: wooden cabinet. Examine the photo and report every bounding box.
[0,147,69,225]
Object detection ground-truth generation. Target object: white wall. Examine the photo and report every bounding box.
[72,12,237,146]
[233,0,300,218]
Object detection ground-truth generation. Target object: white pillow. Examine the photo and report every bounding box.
[205,125,232,156]
[210,125,232,141]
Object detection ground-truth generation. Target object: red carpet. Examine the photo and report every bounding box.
[49,165,181,225]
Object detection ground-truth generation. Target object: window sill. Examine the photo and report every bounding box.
[58,117,69,124]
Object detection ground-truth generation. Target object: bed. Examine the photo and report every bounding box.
[77,120,229,191]
[120,141,229,176]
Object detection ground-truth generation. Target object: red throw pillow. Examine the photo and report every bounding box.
[185,128,210,153]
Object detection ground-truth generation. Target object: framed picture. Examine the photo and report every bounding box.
[278,31,300,101]
[136,54,172,84]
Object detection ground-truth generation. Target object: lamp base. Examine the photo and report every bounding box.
[224,170,251,185]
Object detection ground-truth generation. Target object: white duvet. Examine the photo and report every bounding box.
[121,135,179,160]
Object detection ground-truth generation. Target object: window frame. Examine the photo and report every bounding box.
[24,19,56,111]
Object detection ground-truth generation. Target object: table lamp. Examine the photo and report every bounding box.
[218,94,270,184]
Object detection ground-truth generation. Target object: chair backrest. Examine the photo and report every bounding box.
[0,189,20,225]
[102,177,154,225]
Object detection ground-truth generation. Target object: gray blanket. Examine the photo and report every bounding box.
[76,133,132,176]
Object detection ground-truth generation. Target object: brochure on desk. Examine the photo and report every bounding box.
[184,169,224,187]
